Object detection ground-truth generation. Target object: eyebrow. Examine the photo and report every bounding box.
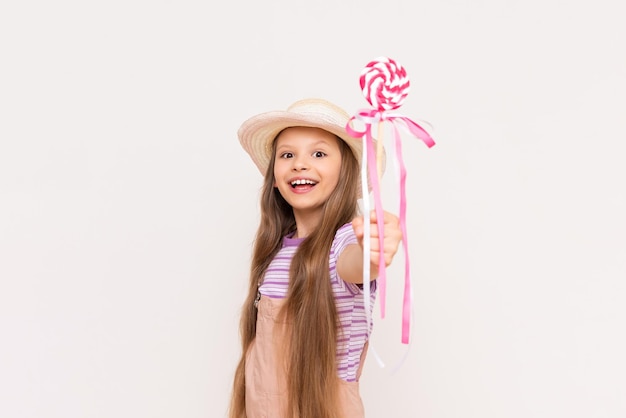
[276,140,334,152]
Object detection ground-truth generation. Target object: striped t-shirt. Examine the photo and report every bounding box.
[259,222,377,382]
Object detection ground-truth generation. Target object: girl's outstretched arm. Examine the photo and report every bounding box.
[338,210,402,284]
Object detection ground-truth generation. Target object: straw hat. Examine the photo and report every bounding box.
[238,98,383,177]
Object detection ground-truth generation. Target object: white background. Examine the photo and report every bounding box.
[1,0,625,417]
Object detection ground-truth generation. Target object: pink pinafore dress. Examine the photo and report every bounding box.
[245,295,368,418]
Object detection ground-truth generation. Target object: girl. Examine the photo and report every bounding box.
[230,98,402,418]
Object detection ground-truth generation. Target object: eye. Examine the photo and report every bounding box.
[313,151,327,158]
[280,152,294,159]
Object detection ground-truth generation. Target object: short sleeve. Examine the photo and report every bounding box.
[330,223,362,294]
[333,223,358,254]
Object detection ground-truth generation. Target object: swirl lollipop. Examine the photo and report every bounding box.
[346,56,435,348]
[360,56,411,111]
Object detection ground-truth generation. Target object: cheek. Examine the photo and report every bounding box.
[331,161,343,182]
[328,169,342,190]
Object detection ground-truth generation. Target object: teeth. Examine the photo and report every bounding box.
[291,179,316,186]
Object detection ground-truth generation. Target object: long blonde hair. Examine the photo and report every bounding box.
[229,133,360,418]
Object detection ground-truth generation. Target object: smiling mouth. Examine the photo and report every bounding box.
[290,179,318,189]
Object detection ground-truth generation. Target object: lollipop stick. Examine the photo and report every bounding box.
[374,118,386,307]
[377,120,384,178]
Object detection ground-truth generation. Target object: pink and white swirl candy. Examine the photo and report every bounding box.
[360,56,410,111]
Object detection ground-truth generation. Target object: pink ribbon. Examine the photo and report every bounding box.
[346,109,435,345]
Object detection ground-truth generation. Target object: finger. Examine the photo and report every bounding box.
[370,246,399,266]
[384,237,401,257]
[351,216,365,240]
[366,235,378,249]
[368,211,400,230]
[366,221,402,242]
[368,249,395,267]
[368,249,381,266]
[382,211,400,226]
[366,235,400,254]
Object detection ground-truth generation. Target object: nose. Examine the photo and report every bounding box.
[292,155,308,171]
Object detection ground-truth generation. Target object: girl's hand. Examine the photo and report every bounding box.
[351,210,402,268]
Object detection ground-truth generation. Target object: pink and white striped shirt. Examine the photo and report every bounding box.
[259,223,377,382]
